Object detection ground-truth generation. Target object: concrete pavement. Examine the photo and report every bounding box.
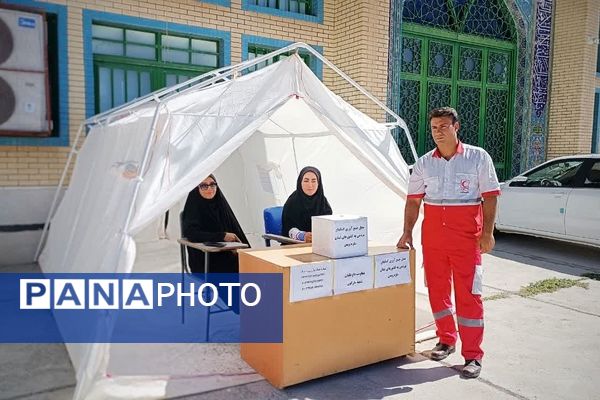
[1,233,599,400]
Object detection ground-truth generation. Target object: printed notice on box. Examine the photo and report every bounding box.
[290,261,333,302]
[334,220,367,252]
[374,252,411,288]
[333,256,374,295]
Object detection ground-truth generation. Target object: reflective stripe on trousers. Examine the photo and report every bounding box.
[457,316,484,328]
[423,247,484,360]
[432,308,453,320]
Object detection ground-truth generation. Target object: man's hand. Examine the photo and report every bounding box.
[479,232,495,253]
[396,231,413,249]
[224,232,240,242]
[305,232,313,243]
[398,197,421,249]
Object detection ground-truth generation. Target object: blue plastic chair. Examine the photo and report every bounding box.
[262,206,302,246]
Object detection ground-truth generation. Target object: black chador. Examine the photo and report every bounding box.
[181,175,249,273]
[282,166,333,237]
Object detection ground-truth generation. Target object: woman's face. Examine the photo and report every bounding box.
[301,171,319,197]
[198,177,218,200]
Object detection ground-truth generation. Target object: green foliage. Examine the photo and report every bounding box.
[518,278,588,297]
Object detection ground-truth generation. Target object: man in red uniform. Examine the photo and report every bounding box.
[397,107,500,378]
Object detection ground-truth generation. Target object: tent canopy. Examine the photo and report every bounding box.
[39,51,420,399]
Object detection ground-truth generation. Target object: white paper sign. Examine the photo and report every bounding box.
[333,220,367,254]
[333,256,374,294]
[289,261,333,302]
[374,252,411,288]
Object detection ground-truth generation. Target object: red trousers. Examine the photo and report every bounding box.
[423,247,484,360]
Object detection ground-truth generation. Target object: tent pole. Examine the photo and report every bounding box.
[85,44,317,126]
[85,42,418,163]
[85,68,232,125]
[283,43,419,164]
[71,103,161,397]
[121,100,164,238]
[34,122,86,262]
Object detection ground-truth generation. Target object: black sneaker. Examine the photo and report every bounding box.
[429,343,456,361]
[462,359,482,378]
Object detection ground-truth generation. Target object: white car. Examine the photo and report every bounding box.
[496,154,600,248]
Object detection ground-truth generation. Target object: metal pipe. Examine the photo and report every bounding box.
[85,42,418,165]
[34,122,86,261]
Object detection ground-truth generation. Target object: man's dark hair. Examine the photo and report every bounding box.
[428,107,459,124]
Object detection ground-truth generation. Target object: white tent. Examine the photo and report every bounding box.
[38,44,422,399]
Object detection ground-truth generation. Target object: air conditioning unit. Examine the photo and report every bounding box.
[0,6,51,136]
[0,71,48,132]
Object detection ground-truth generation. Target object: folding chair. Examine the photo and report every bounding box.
[177,212,247,340]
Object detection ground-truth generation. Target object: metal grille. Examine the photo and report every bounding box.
[390,0,530,178]
[485,88,509,176]
[426,82,452,150]
[399,79,420,150]
[488,51,509,84]
[401,37,421,74]
[402,0,515,41]
[394,0,517,179]
[459,47,482,81]
[428,41,453,79]
[456,86,481,145]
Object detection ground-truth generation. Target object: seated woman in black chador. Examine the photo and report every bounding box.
[182,174,250,274]
[282,166,333,243]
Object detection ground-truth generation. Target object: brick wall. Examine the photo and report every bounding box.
[329,0,389,122]
[547,0,600,158]
[0,0,390,187]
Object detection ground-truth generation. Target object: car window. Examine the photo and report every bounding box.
[583,161,600,188]
[524,160,584,187]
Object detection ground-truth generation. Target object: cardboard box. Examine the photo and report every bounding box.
[239,245,415,388]
[311,215,368,258]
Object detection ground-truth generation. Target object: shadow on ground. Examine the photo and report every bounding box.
[491,232,600,276]
[187,354,461,400]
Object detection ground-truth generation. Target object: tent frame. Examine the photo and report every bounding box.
[34,42,417,261]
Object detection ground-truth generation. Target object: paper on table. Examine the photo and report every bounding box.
[289,261,333,302]
[333,256,374,295]
[374,252,411,288]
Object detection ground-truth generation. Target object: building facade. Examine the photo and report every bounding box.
[0,0,598,264]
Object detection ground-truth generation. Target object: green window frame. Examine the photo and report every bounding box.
[246,0,314,16]
[247,44,311,73]
[92,23,221,113]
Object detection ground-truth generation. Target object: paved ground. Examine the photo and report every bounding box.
[1,232,599,400]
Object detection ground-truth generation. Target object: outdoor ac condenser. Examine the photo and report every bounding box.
[0,7,51,135]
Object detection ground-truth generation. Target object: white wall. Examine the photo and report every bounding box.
[0,187,64,266]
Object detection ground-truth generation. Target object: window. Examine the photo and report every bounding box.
[582,161,600,188]
[518,160,585,187]
[247,44,311,73]
[242,0,322,23]
[247,0,314,16]
[92,23,221,113]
